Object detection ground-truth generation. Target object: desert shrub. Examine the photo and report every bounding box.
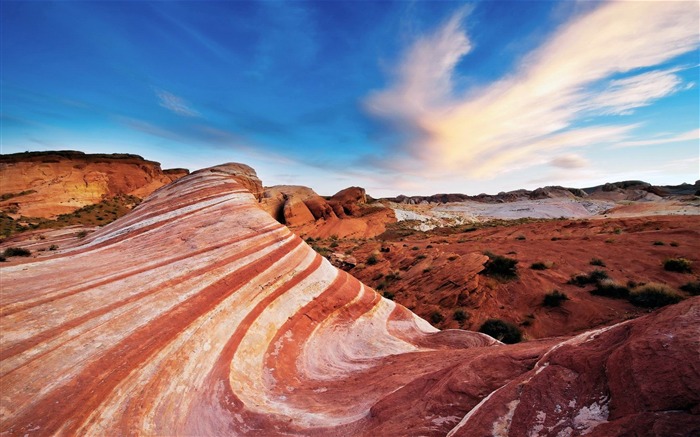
[423,267,432,273]
[367,254,379,265]
[591,279,630,299]
[453,309,469,322]
[568,269,609,287]
[515,235,526,240]
[0,255,5,262]
[416,254,427,260]
[426,244,434,249]
[670,242,679,247]
[329,234,339,241]
[411,246,419,251]
[543,290,569,307]
[430,311,445,324]
[482,253,518,281]
[479,319,522,344]
[652,241,664,246]
[663,258,692,273]
[679,281,700,296]
[590,258,606,267]
[629,284,683,308]
[76,230,88,239]
[385,271,401,282]
[551,237,561,241]
[530,262,548,270]
[3,247,31,257]
[383,291,395,300]
[48,244,58,251]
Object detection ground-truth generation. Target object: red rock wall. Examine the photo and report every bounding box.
[0,151,188,218]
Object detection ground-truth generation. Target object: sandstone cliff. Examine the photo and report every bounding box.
[1,164,697,436]
[0,151,189,218]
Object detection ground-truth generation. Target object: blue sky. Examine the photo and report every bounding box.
[2,1,698,197]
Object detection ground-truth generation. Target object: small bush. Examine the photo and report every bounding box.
[551,237,561,241]
[367,254,379,265]
[590,258,606,267]
[383,292,395,300]
[330,241,339,248]
[423,267,432,273]
[530,262,548,270]
[670,242,679,247]
[679,281,700,296]
[482,254,518,281]
[454,309,469,322]
[48,244,58,251]
[652,241,664,246]
[0,255,6,262]
[592,279,630,299]
[479,319,522,344]
[629,284,683,308]
[416,254,427,260]
[569,269,609,287]
[663,258,692,273]
[430,311,445,324]
[543,290,569,307]
[411,246,419,251]
[3,247,31,257]
[515,235,526,240]
[76,230,88,239]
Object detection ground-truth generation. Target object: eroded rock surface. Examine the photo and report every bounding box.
[0,151,188,218]
[1,163,697,436]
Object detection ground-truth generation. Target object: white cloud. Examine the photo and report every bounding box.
[155,89,199,117]
[588,68,684,115]
[613,129,700,148]
[364,1,699,179]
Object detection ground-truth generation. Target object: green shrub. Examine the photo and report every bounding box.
[590,258,606,267]
[591,279,630,299]
[330,241,339,248]
[3,247,31,257]
[543,290,569,307]
[367,254,379,265]
[482,253,518,281]
[530,262,548,270]
[569,269,609,287]
[383,291,395,300]
[411,246,419,251]
[48,244,58,251]
[76,230,88,239]
[629,284,683,308]
[663,258,692,273]
[453,309,469,322]
[430,311,444,324]
[679,281,700,296]
[652,241,664,246]
[479,319,522,344]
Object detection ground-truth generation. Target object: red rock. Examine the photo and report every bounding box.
[0,163,697,436]
[329,186,367,218]
[0,151,188,218]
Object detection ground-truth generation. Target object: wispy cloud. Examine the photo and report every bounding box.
[550,154,589,169]
[365,1,699,178]
[613,129,700,148]
[155,89,199,117]
[587,68,685,115]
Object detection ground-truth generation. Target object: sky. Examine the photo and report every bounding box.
[1,0,699,197]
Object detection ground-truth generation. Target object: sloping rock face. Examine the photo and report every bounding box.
[0,151,189,218]
[1,164,697,436]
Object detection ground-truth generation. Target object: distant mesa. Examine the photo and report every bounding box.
[0,150,189,219]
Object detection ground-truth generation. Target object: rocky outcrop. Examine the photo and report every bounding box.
[0,151,189,218]
[1,163,697,436]
[329,186,367,218]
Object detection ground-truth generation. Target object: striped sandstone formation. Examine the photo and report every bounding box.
[1,163,698,436]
